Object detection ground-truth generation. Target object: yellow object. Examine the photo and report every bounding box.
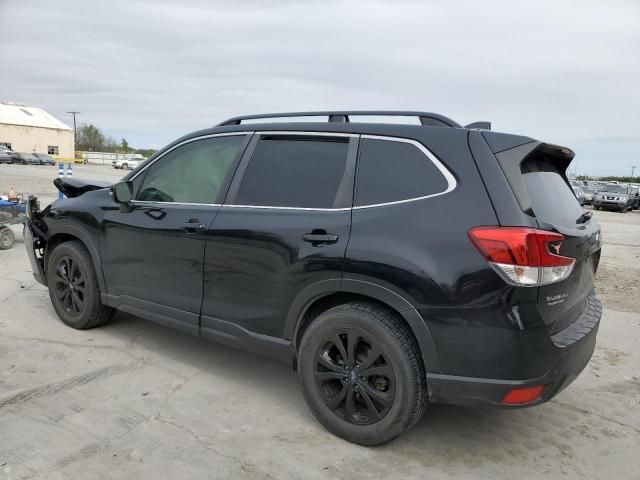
[54,156,84,164]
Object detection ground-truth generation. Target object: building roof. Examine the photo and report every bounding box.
[0,102,73,131]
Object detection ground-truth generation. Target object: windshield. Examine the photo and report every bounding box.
[601,185,627,194]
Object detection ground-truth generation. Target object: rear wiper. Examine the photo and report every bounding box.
[576,211,592,224]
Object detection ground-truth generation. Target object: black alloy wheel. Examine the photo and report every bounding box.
[314,330,395,425]
[298,302,427,445]
[53,255,87,317]
[46,241,115,329]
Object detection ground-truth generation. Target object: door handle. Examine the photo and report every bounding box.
[181,219,207,234]
[302,231,339,245]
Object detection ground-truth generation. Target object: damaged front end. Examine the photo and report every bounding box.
[24,195,49,286]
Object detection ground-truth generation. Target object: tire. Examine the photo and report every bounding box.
[298,302,427,446]
[46,241,115,329]
[0,227,14,250]
[121,163,128,170]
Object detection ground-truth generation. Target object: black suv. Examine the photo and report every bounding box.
[24,111,602,445]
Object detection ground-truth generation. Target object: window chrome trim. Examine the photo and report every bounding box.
[221,204,351,212]
[130,200,221,207]
[127,131,457,211]
[352,134,457,210]
[128,131,254,182]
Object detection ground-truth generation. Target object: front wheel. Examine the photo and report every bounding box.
[46,241,115,329]
[298,302,427,446]
[0,227,14,250]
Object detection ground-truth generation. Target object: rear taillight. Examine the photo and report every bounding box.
[468,227,575,287]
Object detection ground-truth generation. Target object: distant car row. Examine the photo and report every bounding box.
[0,146,56,166]
[572,181,640,212]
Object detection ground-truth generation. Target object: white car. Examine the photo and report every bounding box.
[113,158,142,170]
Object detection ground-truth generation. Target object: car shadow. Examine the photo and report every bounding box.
[99,311,547,455]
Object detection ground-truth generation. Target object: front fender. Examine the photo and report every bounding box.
[44,220,107,293]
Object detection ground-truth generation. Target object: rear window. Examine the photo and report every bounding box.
[522,154,583,227]
[355,138,448,207]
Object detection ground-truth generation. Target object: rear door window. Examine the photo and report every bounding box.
[233,136,350,208]
[354,137,449,207]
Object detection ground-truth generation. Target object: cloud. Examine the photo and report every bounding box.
[1,0,638,175]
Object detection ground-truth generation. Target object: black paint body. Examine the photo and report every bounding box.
[24,121,602,407]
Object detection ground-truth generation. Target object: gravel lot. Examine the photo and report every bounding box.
[1,164,639,479]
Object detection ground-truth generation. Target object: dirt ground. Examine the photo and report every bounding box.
[1,163,639,479]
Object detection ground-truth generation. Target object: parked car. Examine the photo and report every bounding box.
[581,186,596,205]
[24,110,602,446]
[593,184,633,212]
[572,186,585,206]
[629,185,639,210]
[113,158,142,170]
[14,152,40,165]
[1,148,20,163]
[0,151,12,164]
[31,153,56,165]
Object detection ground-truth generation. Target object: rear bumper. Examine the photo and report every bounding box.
[428,295,601,407]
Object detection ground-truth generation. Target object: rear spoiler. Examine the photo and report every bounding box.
[465,121,491,130]
[485,134,576,215]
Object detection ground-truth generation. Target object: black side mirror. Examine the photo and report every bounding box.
[112,181,133,212]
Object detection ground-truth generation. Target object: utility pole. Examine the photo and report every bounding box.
[67,111,80,146]
[632,165,636,178]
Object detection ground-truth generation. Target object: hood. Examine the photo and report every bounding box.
[53,177,112,198]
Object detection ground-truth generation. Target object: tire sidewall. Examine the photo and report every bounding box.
[0,228,14,249]
[298,306,420,445]
[46,242,99,328]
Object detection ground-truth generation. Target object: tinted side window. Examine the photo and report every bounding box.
[234,137,349,208]
[137,135,246,204]
[355,138,449,207]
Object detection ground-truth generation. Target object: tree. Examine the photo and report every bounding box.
[75,123,106,151]
[74,122,156,157]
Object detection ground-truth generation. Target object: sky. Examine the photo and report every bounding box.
[1,0,638,176]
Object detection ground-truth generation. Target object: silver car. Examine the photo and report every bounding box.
[593,184,632,212]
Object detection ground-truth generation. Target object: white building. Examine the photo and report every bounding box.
[0,102,74,157]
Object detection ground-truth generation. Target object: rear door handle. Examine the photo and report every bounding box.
[181,219,207,234]
[302,231,339,245]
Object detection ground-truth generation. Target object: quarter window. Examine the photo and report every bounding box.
[137,135,246,204]
[355,138,449,207]
[234,137,350,208]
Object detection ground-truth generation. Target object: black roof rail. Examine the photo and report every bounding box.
[217,110,463,128]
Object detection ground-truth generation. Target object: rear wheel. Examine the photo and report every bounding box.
[0,227,14,250]
[46,241,115,329]
[298,302,427,446]
[121,163,128,170]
